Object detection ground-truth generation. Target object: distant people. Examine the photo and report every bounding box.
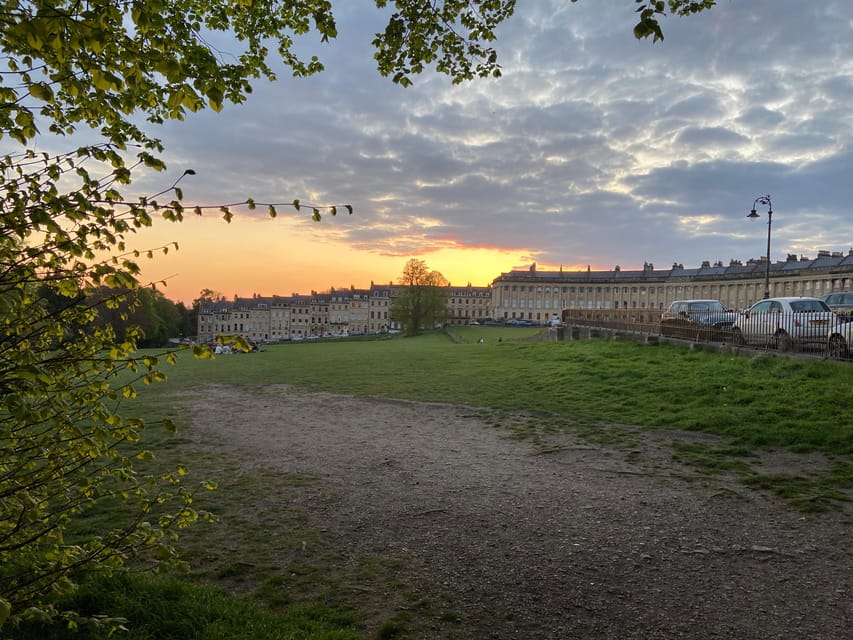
[498,337,502,343]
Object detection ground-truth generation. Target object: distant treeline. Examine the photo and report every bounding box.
[40,285,197,348]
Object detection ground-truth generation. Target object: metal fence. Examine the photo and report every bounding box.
[561,309,851,360]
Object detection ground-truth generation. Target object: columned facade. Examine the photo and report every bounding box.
[492,251,853,325]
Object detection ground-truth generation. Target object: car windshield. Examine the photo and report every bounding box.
[790,300,830,313]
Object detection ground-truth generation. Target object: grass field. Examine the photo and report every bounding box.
[20,328,853,639]
[134,327,853,454]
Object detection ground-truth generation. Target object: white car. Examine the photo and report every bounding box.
[828,321,853,359]
[731,297,838,351]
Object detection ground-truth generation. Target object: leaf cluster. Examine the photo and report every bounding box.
[628,0,716,41]
[372,0,516,86]
[0,0,342,148]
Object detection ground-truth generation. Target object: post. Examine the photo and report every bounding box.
[762,208,772,299]
[747,195,773,299]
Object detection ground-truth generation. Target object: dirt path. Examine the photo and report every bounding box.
[186,384,851,639]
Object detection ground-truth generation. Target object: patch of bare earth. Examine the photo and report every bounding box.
[184,384,851,639]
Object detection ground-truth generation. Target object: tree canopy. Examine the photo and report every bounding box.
[391,259,450,336]
[1,0,716,149]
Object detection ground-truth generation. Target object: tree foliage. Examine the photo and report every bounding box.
[390,259,449,336]
[0,146,219,632]
[626,0,717,41]
[87,285,192,347]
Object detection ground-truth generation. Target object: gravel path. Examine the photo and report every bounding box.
[186,384,851,639]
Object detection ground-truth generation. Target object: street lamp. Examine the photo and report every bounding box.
[747,195,773,299]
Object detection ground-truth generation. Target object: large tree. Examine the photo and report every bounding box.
[391,259,450,336]
[0,0,719,631]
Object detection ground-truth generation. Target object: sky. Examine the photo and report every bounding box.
[42,1,853,303]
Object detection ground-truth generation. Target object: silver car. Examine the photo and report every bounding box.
[731,297,838,351]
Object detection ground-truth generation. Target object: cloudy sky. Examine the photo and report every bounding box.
[123,0,853,303]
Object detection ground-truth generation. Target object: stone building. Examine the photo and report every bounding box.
[197,248,853,342]
[367,283,400,334]
[491,250,853,325]
[446,284,493,325]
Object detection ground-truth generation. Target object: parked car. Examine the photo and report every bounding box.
[827,321,853,359]
[659,299,737,340]
[731,297,838,351]
[821,291,853,322]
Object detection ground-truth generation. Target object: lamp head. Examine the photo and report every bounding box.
[747,209,760,219]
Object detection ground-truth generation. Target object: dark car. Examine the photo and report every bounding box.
[660,299,737,340]
[821,291,853,322]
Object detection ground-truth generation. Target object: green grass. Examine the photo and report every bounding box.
[129,333,853,455]
[29,331,853,638]
[15,572,363,640]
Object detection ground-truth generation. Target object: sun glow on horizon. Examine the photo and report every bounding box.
[127,216,544,304]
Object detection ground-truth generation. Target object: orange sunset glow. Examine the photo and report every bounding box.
[128,215,550,304]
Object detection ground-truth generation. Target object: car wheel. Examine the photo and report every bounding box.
[775,331,794,352]
[828,334,848,360]
[731,327,745,346]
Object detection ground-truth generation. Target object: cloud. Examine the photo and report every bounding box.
[121,0,853,289]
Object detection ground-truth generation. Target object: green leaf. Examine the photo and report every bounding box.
[29,82,54,101]
[0,597,10,628]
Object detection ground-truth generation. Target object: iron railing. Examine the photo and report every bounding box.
[561,309,851,359]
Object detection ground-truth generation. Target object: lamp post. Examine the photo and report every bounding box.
[747,195,773,299]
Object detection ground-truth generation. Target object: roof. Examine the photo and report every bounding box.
[492,249,853,285]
